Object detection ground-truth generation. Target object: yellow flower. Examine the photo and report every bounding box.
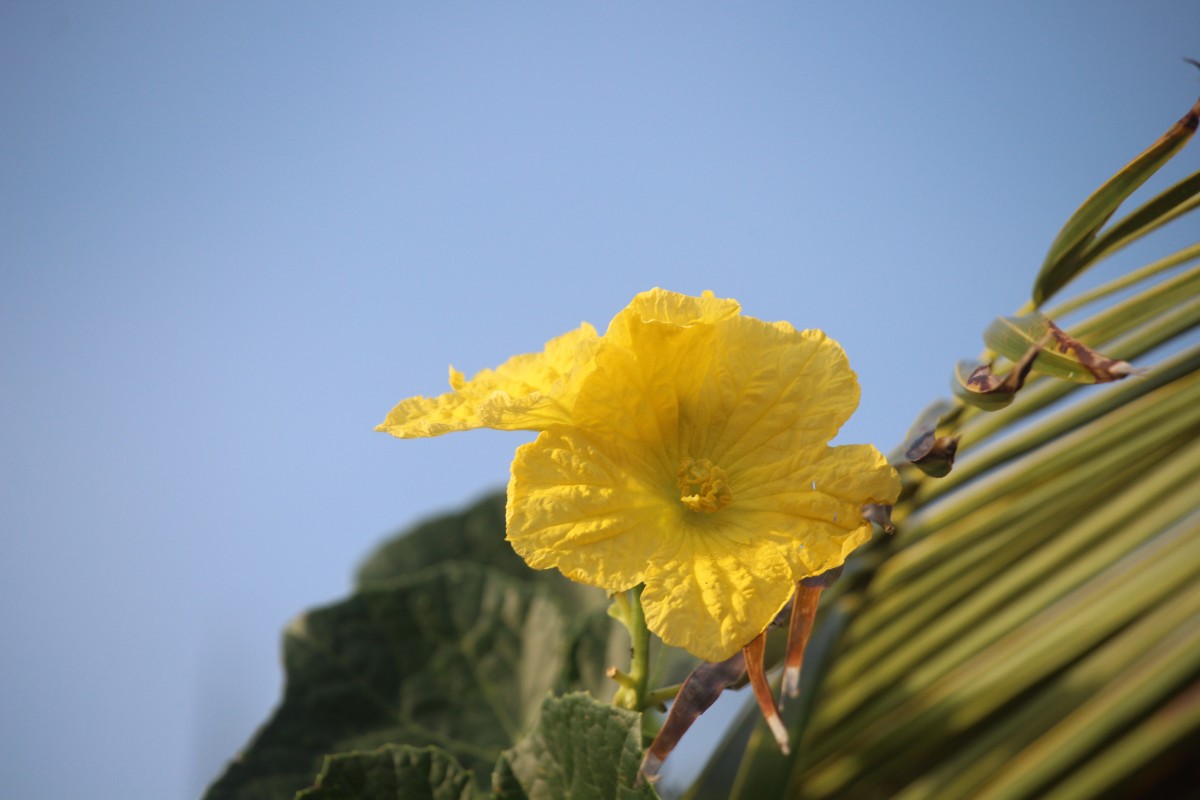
[504,290,900,662]
[375,322,599,437]
[379,289,900,662]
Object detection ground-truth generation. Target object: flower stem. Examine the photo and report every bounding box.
[612,584,651,711]
[644,682,682,708]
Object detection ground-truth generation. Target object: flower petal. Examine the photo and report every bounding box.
[735,443,901,577]
[698,319,862,471]
[585,303,863,473]
[605,288,741,341]
[569,318,719,470]
[506,427,673,591]
[640,525,794,662]
[376,323,598,437]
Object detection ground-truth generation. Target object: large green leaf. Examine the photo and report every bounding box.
[355,493,516,585]
[205,494,635,800]
[204,562,572,799]
[1044,240,1200,319]
[357,492,614,639]
[492,693,660,800]
[296,746,474,800]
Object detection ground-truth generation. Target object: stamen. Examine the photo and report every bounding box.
[676,457,733,512]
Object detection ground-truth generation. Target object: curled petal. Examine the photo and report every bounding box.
[376,323,598,437]
[606,287,741,341]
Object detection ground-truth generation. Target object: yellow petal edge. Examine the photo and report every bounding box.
[375,322,598,437]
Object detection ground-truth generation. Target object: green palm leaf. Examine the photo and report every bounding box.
[692,83,1200,800]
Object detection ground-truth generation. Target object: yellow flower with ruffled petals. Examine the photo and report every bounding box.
[379,289,900,662]
[506,290,899,661]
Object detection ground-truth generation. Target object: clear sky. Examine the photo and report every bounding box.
[3,3,1198,798]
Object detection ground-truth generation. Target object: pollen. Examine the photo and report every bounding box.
[677,457,733,512]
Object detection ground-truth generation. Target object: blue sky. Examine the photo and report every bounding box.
[3,3,1199,798]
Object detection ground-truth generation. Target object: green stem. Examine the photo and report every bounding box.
[610,589,632,625]
[644,682,683,709]
[612,584,652,711]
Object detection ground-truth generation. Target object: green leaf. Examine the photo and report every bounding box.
[920,343,1200,506]
[712,84,1200,798]
[295,746,474,800]
[1045,241,1200,319]
[764,302,1200,799]
[930,295,1200,482]
[204,563,574,800]
[1033,93,1200,306]
[982,313,1135,383]
[356,493,515,586]
[354,494,627,703]
[492,693,660,800]
[357,491,606,616]
[1064,168,1200,273]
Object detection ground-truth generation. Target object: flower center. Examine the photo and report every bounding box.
[676,457,733,513]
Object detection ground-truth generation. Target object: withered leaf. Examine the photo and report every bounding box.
[638,653,746,784]
[953,336,1044,411]
[1047,321,1136,381]
[743,632,790,755]
[984,313,1137,384]
[782,566,842,703]
[902,400,961,477]
[861,503,897,535]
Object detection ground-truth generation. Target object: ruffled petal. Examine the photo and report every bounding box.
[696,318,862,470]
[583,302,862,472]
[605,287,741,342]
[506,427,673,591]
[568,319,717,470]
[734,443,901,577]
[376,322,598,437]
[640,525,794,662]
